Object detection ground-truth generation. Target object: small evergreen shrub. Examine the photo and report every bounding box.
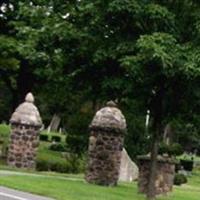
[39,134,49,141]
[36,157,71,173]
[170,143,184,156]
[36,154,86,173]
[180,159,194,171]
[49,143,66,152]
[51,136,61,142]
[174,173,187,185]
[158,143,183,156]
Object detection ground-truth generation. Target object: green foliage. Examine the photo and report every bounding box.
[174,173,188,186]
[37,142,85,173]
[40,131,66,143]
[122,99,149,159]
[65,111,91,154]
[180,159,194,172]
[39,134,49,142]
[51,136,61,142]
[49,143,66,152]
[0,0,200,162]
[171,119,200,152]
[0,124,10,158]
[158,143,183,156]
[0,124,10,138]
[36,157,72,173]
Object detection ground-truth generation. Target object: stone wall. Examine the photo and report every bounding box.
[85,101,126,186]
[138,156,176,195]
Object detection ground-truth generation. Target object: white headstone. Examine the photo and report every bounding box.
[119,148,139,182]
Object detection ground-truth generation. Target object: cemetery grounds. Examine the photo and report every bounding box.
[0,124,200,200]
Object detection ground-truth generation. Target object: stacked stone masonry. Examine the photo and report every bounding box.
[138,156,176,195]
[7,93,42,169]
[8,124,40,168]
[86,101,127,186]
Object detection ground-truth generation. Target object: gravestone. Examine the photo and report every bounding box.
[47,114,61,132]
[86,101,127,186]
[163,123,174,145]
[119,148,139,182]
[7,93,42,169]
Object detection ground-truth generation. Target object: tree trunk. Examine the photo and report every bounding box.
[146,82,165,200]
[146,128,159,200]
[16,60,35,104]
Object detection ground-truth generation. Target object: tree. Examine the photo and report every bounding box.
[0,2,200,198]
[74,0,200,199]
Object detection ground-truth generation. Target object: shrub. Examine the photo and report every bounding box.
[49,143,66,152]
[51,136,61,142]
[0,124,10,137]
[66,134,88,154]
[174,173,187,185]
[39,134,49,141]
[36,153,86,173]
[180,159,194,171]
[169,143,184,156]
[36,158,49,171]
[158,143,183,156]
[36,157,80,173]
[36,156,70,173]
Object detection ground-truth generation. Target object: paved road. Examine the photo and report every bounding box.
[0,187,54,200]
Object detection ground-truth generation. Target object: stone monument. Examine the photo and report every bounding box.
[7,93,42,169]
[138,155,176,195]
[119,148,139,182]
[86,101,127,186]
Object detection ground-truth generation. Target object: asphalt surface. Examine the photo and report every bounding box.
[0,187,54,200]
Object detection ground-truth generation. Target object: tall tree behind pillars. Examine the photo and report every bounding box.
[147,77,165,200]
[120,31,194,199]
[16,60,35,104]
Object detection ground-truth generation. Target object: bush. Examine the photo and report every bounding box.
[66,134,88,154]
[170,143,184,156]
[49,143,66,152]
[0,124,10,137]
[180,159,194,171]
[51,136,61,142]
[158,143,183,156]
[36,155,85,173]
[39,134,49,141]
[174,173,187,185]
[36,156,72,173]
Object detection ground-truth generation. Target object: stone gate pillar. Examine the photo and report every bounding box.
[7,93,42,169]
[86,101,127,186]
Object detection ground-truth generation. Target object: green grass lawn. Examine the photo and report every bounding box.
[0,171,200,200]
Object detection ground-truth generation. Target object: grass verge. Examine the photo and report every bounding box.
[0,171,200,200]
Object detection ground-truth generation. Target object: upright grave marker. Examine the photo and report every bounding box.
[7,93,42,169]
[86,101,127,186]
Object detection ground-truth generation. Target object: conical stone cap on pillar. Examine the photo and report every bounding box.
[89,101,127,133]
[10,93,42,127]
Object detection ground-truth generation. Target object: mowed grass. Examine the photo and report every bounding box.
[0,172,200,200]
[0,175,141,200]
